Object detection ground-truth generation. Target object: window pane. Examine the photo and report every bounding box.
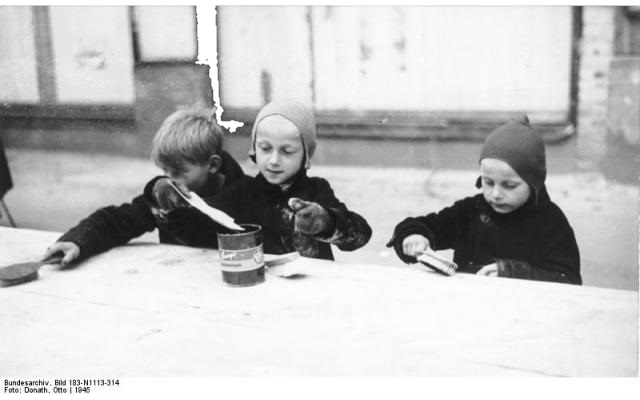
[134,6,197,62]
[0,6,39,103]
[49,6,135,104]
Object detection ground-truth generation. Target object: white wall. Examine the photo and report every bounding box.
[0,6,199,107]
[216,6,573,122]
[217,6,314,109]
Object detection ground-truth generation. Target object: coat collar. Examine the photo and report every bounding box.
[254,168,309,197]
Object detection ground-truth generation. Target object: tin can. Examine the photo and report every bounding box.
[217,224,265,287]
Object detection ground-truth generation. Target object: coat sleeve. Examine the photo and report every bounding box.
[496,208,581,285]
[496,254,580,285]
[57,194,158,261]
[154,207,224,248]
[386,197,474,264]
[313,178,372,252]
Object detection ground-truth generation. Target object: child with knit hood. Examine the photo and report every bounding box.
[207,100,372,260]
[43,105,245,265]
[387,115,581,284]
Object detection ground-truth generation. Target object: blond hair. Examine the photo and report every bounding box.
[151,105,223,173]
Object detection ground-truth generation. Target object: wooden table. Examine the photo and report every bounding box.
[0,227,637,377]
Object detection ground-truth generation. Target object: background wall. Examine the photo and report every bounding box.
[0,5,209,157]
[0,5,637,162]
[218,6,573,128]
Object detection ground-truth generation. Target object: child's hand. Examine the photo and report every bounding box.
[43,241,80,267]
[288,197,335,235]
[152,178,190,211]
[402,234,430,257]
[476,263,498,277]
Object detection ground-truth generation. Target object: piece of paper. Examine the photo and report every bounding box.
[265,252,309,278]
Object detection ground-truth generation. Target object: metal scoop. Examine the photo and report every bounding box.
[416,249,458,276]
[0,254,64,287]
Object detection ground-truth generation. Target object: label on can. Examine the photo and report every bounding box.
[219,246,264,272]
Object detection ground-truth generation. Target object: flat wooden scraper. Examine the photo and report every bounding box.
[0,255,64,287]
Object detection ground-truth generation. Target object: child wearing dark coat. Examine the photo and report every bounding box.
[43,106,245,266]
[387,115,581,285]
[198,100,372,260]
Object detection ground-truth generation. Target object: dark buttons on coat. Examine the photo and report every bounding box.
[479,213,491,224]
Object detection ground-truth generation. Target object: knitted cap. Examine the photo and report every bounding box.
[248,100,317,169]
[479,115,546,198]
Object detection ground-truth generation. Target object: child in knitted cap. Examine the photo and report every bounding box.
[387,115,581,284]
[205,100,372,260]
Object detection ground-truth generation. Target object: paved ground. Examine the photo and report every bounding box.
[1,142,638,290]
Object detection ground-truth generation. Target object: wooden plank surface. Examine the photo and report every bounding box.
[0,227,636,377]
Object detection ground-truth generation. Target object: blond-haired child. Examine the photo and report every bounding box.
[44,105,244,265]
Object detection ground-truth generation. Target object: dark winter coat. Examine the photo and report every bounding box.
[57,151,245,261]
[207,171,372,260]
[387,187,581,284]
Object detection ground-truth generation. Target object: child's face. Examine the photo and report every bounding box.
[163,161,210,193]
[254,115,305,187]
[480,158,531,214]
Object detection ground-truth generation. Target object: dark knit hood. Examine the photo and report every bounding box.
[479,115,547,202]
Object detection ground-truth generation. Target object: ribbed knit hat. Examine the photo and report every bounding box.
[248,100,317,169]
[479,115,546,199]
